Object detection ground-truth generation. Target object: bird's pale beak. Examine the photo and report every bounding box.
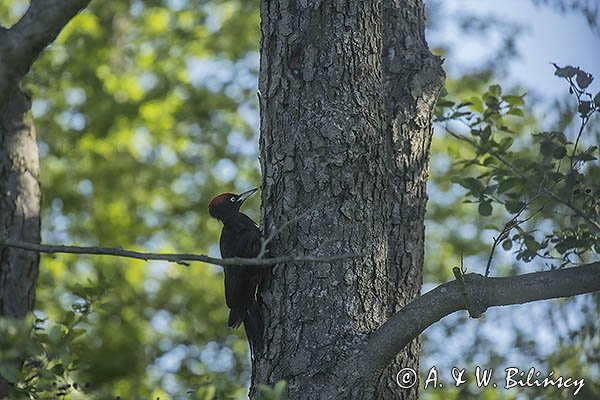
[237,187,258,203]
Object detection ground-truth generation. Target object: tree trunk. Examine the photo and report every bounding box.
[377,0,445,397]
[256,0,443,399]
[0,88,41,396]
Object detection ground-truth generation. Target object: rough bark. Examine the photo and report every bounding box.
[378,0,444,397]
[256,0,443,398]
[0,88,41,396]
[0,0,90,323]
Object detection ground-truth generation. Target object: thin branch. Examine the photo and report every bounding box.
[0,238,363,267]
[565,73,593,170]
[452,266,484,318]
[357,261,600,375]
[484,202,542,277]
[570,115,589,170]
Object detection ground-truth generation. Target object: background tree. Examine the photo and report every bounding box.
[0,0,598,399]
[1,0,261,397]
[0,1,92,394]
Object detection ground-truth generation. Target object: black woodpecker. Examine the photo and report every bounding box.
[208,188,265,355]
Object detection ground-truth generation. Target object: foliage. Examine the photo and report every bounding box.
[434,66,599,271]
[0,296,93,398]
[424,65,600,399]
[1,0,261,397]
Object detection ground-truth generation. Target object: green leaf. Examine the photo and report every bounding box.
[552,146,567,159]
[51,363,66,375]
[575,70,593,89]
[502,94,525,106]
[558,237,579,252]
[578,101,591,117]
[507,108,524,117]
[484,95,499,109]
[576,145,598,162]
[497,177,520,194]
[585,145,598,154]
[554,131,568,145]
[49,325,65,343]
[594,91,600,106]
[481,125,492,140]
[482,156,495,166]
[436,99,455,108]
[479,201,493,216]
[452,111,471,118]
[499,137,514,150]
[540,141,554,156]
[502,239,513,251]
[68,328,87,340]
[489,84,502,97]
[505,200,525,214]
[452,177,485,196]
[62,311,76,327]
[469,96,483,113]
[498,177,523,194]
[0,363,22,383]
[273,380,287,396]
[552,64,578,78]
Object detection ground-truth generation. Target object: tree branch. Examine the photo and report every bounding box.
[0,238,362,267]
[0,0,91,108]
[358,262,600,374]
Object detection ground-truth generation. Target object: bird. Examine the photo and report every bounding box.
[208,187,265,356]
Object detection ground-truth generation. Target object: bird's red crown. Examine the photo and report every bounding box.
[208,193,235,209]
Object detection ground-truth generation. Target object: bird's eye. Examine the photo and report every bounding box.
[230,197,237,202]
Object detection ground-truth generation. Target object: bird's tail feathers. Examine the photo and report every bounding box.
[244,301,263,359]
[228,308,245,329]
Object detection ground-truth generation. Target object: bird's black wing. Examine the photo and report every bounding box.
[220,213,265,354]
[221,214,262,311]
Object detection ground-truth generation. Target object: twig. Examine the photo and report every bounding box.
[0,238,363,268]
[484,197,544,277]
[452,265,484,318]
[564,76,593,170]
[570,115,589,170]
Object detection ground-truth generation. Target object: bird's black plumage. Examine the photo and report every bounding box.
[208,188,265,356]
[220,213,262,326]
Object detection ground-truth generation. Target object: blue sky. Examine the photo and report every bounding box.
[431,0,599,99]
